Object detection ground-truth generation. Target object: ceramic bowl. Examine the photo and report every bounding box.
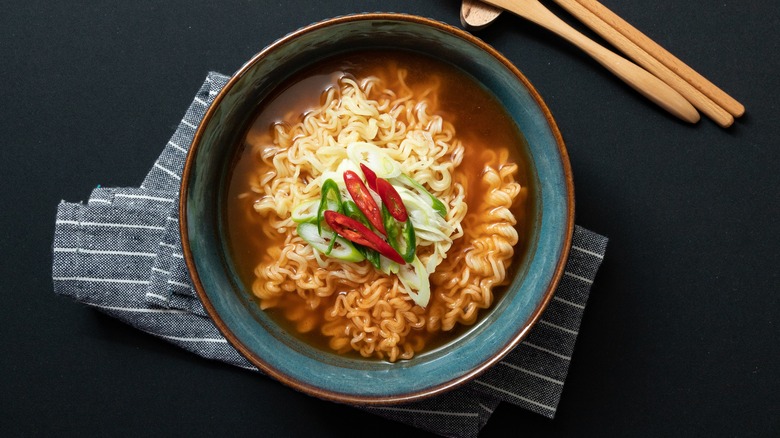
[180,13,574,405]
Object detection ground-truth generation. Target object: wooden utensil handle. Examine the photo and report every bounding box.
[575,0,744,118]
[554,0,733,127]
[485,0,700,123]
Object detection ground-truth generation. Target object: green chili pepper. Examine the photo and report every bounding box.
[364,247,381,268]
[382,203,400,240]
[382,204,416,263]
[317,179,343,254]
[399,217,416,263]
[318,179,343,232]
[343,200,370,227]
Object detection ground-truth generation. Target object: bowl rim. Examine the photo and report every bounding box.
[180,12,574,405]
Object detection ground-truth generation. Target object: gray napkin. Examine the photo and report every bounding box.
[52,72,607,438]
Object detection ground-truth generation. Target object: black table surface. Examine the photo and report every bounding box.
[2,0,778,436]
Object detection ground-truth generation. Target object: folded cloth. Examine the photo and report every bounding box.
[52,72,608,438]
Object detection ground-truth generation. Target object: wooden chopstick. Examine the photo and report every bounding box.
[552,0,742,126]
[574,0,744,118]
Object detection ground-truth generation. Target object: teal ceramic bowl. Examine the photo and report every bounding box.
[181,13,574,405]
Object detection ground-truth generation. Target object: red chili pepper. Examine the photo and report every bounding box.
[376,178,408,222]
[343,170,386,235]
[324,211,405,264]
[360,163,378,192]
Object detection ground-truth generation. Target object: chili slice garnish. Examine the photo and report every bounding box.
[376,177,408,222]
[317,178,343,255]
[381,203,416,263]
[343,170,385,235]
[342,200,370,228]
[317,178,342,234]
[399,217,416,263]
[324,211,405,265]
[342,200,381,269]
[359,163,378,192]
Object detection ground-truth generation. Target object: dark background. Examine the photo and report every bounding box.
[2,0,777,436]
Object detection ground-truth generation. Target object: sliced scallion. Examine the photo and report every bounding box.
[397,255,430,308]
[394,173,447,218]
[296,222,364,263]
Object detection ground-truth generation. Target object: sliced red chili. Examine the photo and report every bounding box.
[343,170,385,235]
[376,178,408,222]
[359,163,378,192]
[324,211,405,264]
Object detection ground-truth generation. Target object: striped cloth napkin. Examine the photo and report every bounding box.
[52,72,607,438]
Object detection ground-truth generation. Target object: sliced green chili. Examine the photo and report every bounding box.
[343,200,381,268]
[343,200,370,227]
[382,204,416,263]
[364,247,381,269]
[317,178,343,255]
[318,179,343,232]
[399,218,416,263]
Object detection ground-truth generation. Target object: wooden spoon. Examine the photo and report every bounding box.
[473,0,699,123]
[461,0,502,30]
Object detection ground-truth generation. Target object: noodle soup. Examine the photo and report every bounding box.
[226,50,534,362]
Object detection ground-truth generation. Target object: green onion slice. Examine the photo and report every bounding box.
[297,222,364,262]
